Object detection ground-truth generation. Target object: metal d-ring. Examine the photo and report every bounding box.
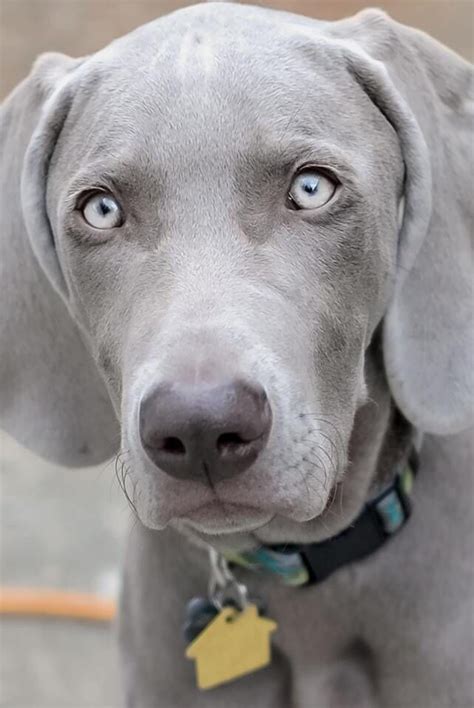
[208,547,249,611]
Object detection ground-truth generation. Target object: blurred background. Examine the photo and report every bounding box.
[1,0,473,99]
[0,1,472,706]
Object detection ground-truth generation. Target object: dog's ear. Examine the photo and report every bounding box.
[327,10,473,435]
[0,53,119,466]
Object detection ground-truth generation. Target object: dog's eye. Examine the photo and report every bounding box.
[288,169,337,210]
[81,193,123,229]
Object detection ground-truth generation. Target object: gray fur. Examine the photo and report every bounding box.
[1,3,472,706]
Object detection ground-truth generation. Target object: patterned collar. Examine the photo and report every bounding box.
[224,450,418,587]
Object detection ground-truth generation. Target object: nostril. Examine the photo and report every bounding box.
[161,436,186,455]
[216,431,265,459]
[217,432,247,453]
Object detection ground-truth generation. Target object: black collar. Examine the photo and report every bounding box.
[225,449,419,586]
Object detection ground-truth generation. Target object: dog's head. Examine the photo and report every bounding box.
[3,4,472,544]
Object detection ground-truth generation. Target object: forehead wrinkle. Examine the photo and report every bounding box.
[148,36,173,73]
[176,30,192,78]
[176,30,218,82]
[199,35,218,76]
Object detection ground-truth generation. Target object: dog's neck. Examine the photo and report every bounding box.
[307,334,415,539]
[369,404,415,494]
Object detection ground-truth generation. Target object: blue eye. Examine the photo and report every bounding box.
[82,192,123,229]
[288,169,337,210]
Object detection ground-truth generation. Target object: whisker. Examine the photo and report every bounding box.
[299,427,337,479]
[301,446,330,493]
[114,452,139,518]
[297,413,345,463]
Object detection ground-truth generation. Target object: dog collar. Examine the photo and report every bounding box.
[224,450,418,587]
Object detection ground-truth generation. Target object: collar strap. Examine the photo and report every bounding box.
[225,450,418,587]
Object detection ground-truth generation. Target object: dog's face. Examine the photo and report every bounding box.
[44,5,402,540]
[13,4,472,546]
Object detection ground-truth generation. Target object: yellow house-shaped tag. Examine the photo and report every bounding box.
[185,604,277,690]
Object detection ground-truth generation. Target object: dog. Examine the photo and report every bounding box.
[1,3,472,706]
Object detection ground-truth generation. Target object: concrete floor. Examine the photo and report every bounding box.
[0,431,130,707]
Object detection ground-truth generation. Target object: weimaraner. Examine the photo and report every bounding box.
[1,3,473,706]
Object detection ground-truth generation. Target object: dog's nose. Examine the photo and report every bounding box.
[139,380,272,481]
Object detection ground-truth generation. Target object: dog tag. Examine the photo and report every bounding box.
[185,603,277,690]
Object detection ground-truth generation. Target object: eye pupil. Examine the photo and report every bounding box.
[302,177,319,195]
[98,199,112,215]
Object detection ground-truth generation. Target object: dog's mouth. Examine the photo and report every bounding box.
[130,456,336,534]
[177,500,274,535]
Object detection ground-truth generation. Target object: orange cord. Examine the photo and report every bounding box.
[0,587,116,622]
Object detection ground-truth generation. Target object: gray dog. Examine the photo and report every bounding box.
[1,2,473,706]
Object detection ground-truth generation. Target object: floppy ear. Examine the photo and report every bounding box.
[0,53,119,466]
[327,10,473,435]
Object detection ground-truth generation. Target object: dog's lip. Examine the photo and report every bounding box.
[177,500,273,535]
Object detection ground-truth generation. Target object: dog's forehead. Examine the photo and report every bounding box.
[100,2,321,68]
[81,4,353,146]
[59,3,395,190]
